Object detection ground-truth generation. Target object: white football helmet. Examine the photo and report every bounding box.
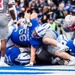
[15,53,30,64]
[33,23,51,38]
[64,15,72,26]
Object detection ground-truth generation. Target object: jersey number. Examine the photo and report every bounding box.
[19,28,29,42]
[0,0,4,11]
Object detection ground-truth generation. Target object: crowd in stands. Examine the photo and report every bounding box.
[14,0,75,22]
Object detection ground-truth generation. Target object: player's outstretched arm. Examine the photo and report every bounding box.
[8,0,18,31]
[25,45,36,66]
[8,3,17,23]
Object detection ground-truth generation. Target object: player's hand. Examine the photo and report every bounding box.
[13,20,18,32]
[24,13,31,20]
[30,12,38,20]
[24,13,32,27]
[25,62,34,66]
[25,63,33,66]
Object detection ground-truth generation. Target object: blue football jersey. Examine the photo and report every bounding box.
[30,37,42,48]
[11,25,30,45]
[6,46,20,64]
[11,19,39,46]
[66,40,75,56]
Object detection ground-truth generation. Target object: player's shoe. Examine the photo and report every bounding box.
[67,60,75,66]
[58,45,69,52]
[0,61,10,67]
[51,57,64,65]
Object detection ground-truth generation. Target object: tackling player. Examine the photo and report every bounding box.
[63,15,75,40]
[29,23,75,66]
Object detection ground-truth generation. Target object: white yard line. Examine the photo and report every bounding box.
[24,66,75,69]
[0,66,75,75]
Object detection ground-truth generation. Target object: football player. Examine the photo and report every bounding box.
[28,23,75,66]
[0,0,17,67]
[63,15,75,40]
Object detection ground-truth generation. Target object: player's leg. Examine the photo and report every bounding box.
[36,46,52,65]
[42,30,75,65]
[0,15,10,67]
[0,39,9,66]
[42,30,68,52]
[5,46,20,65]
[47,45,75,65]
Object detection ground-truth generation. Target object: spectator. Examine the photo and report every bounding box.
[51,4,58,20]
[55,2,65,19]
[31,0,40,13]
[64,0,73,13]
[39,0,47,7]
[48,17,57,31]
[71,0,75,5]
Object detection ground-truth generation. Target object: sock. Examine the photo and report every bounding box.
[70,56,75,61]
[0,56,5,62]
